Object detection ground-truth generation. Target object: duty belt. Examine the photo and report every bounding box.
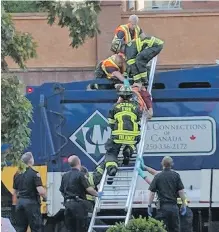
[65,196,83,202]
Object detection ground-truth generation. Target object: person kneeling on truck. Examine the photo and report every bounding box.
[105,85,142,184]
[80,164,106,231]
[115,82,153,119]
[92,54,127,90]
[137,157,193,232]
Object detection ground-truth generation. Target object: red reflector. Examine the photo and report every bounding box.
[62,157,68,163]
[27,87,33,93]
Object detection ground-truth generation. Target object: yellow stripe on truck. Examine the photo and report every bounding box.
[1,165,47,214]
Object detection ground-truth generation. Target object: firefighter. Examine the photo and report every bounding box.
[113,15,144,45]
[111,34,164,85]
[105,85,142,184]
[92,54,127,90]
[115,82,153,118]
[80,164,106,231]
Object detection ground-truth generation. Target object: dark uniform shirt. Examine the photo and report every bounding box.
[13,167,43,202]
[60,168,90,200]
[149,168,184,205]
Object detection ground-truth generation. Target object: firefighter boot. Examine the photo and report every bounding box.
[122,145,134,165]
[106,166,118,185]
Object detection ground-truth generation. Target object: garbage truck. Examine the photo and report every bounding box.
[1,65,219,231]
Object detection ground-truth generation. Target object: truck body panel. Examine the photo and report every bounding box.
[2,66,219,217]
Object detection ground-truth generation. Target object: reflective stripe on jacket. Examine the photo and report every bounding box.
[102,55,120,79]
[177,197,188,205]
[108,101,142,144]
[126,36,164,65]
[86,173,95,201]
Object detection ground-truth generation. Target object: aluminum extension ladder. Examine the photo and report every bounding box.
[88,56,158,232]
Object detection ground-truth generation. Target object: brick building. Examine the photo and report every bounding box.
[6,1,219,86]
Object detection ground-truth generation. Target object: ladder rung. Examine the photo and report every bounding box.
[101,199,126,203]
[106,177,132,180]
[101,194,128,197]
[95,215,126,219]
[117,166,134,170]
[92,225,111,228]
[118,157,137,161]
[104,184,130,187]
[99,205,126,210]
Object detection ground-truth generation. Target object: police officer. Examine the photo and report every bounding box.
[59,155,102,232]
[80,164,106,231]
[105,85,142,184]
[148,156,187,232]
[13,152,46,232]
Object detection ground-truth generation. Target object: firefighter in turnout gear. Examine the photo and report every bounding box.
[113,15,144,44]
[105,85,142,184]
[93,54,126,90]
[80,163,106,231]
[115,82,153,118]
[111,34,164,85]
[81,163,105,203]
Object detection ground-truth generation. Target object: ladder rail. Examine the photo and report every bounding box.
[125,56,158,225]
[88,168,107,232]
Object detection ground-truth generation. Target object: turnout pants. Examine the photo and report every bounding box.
[15,198,42,232]
[85,200,106,232]
[105,138,137,184]
[130,44,163,84]
[156,203,180,232]
[64,199,88,232]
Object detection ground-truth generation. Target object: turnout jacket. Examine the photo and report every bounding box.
[125,36,164,66]
[108,100,142,145]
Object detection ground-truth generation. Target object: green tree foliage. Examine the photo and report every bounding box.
[37,1,101,48]
[2,1,41,13]
[1,7,37,71]
[107,216,167,232]
[1,74,33,164]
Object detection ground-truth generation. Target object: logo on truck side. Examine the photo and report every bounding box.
[69,110,111,165]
